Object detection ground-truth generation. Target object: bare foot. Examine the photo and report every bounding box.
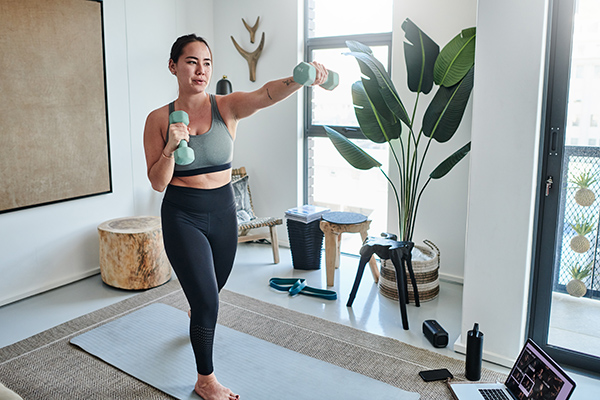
[194,373,239,400]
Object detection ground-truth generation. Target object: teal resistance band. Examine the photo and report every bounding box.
[269,278,337,301]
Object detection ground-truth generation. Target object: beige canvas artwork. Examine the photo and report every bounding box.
[0,0,111,213]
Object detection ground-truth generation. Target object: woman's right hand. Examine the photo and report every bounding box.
[164,122,190,156]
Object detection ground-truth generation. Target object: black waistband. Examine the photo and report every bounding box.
[163,181,234,212]
[173,162,231,177]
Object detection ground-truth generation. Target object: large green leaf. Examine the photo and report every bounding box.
[345,42,411,127]
[323,126,382,170]
[352,81,402,143]
[347,52,396,124]
[401,18,439,94]
[346,40,374,55]
[422,66,474,143]
[346,41,390,88]
[430,142,471,179]
[434,27,476,87]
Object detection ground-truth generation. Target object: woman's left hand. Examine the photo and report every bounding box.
[309,61,329,87]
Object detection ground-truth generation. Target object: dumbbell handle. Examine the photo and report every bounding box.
[169,110,194,166]
[293,62,339,91]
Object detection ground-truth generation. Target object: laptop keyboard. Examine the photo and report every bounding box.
[479,388,511,400]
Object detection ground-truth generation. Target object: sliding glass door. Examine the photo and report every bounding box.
[530,0,600,372]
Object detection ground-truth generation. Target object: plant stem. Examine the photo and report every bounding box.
[409,129,435,235]
[380,166,402,238]
[389,136,405,199]
[388,138,406,238]
[404,92,423,241]
[410,177,432,240]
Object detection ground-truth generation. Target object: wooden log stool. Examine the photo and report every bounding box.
[319,211,378,287]
[98,216,171,290]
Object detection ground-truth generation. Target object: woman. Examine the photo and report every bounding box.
[143,34,328,400]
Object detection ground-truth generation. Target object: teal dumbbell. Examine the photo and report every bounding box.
[293,62,339,90]
[169,110,194,166]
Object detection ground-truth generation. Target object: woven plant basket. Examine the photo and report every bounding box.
[378,240,440,302]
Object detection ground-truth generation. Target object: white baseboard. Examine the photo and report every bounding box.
[0,267,101,307]
[454,334,515,368]
[439,272,464,285]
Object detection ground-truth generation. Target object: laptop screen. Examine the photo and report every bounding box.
[504,339,576,400]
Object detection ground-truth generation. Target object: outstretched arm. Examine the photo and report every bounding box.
[219,62,328,122]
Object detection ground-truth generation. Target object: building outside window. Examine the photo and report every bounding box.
[304,0,393,254]
[566,3,600,147]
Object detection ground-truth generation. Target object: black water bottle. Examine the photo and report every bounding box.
[465,323,483,381]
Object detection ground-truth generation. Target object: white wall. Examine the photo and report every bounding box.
[0,1,134,306]
[0,0,213,306]
[127,0,215,218]
[0,0,301,306]
[391,0,477,283]
[212,0,304,238]
[456,0,550,366]
[0,1,554,369]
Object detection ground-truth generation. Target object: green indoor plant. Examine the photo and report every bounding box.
[324,19,475,243]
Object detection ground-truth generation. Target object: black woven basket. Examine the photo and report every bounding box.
[286,219,324,270]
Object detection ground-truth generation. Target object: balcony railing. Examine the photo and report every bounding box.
[554,145,600,299]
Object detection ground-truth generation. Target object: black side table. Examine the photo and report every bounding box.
[347,233,420,330]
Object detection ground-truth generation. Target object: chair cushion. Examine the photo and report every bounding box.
[232,175,256,223]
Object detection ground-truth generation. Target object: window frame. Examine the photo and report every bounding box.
[529,0,600,373]
[302,0,392,204]
[303,32,393,139]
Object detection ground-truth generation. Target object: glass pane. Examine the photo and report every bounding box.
[548,0,600,358]
[308,137,389,254]
[308,0,393,38]
[311,46,389,127]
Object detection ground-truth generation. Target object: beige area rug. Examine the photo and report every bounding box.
[0,280,506,399]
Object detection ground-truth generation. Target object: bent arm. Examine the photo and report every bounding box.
[143,110,176,192]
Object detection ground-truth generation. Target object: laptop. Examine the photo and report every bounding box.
[449,339,576,400]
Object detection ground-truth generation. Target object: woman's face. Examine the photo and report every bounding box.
[169,41,212,94]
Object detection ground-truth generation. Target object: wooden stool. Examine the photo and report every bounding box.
[319,212,379,287]
[98,216,171,290]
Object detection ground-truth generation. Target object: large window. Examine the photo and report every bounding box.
[530,0,600,373]
[304,0,393,254]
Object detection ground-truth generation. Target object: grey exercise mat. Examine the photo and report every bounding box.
[70,303,420,400]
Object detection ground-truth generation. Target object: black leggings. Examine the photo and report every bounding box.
[161,183,238,375]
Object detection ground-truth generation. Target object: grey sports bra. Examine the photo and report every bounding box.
[166,94,233,176]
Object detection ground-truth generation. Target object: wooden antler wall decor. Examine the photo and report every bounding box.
[231,17,264,82]
[243,17,260,43]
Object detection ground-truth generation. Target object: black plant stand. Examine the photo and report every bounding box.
[347,233,420,330]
